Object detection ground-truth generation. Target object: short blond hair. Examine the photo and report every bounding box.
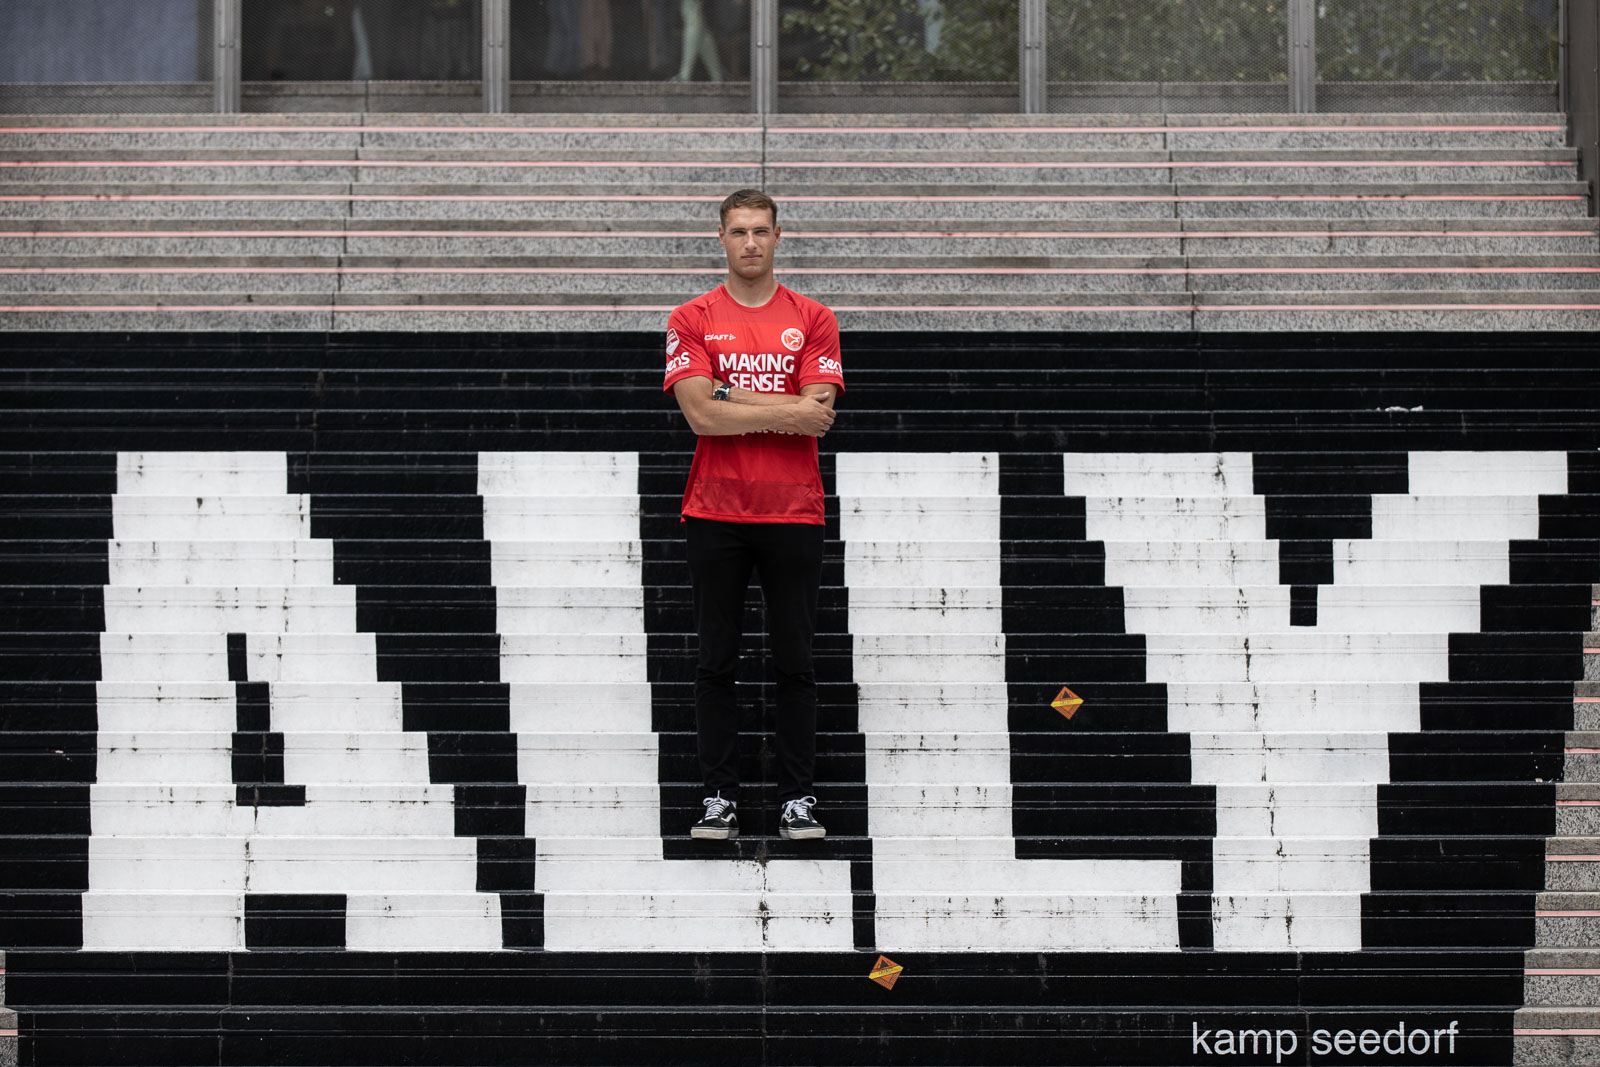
[719,188,778,227]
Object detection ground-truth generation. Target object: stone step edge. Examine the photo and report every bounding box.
[4,219,1593,234]
[0,146,1581,160]
[1527,948,1600,968]
[5,292,1599,307]
[1515,1006,1600,1030]
[0,111,1568,125]
[7,253,1600,267]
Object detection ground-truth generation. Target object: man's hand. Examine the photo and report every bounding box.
[789,394,836,438]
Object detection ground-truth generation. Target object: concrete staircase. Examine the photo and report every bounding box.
[1517,592,1600,1066]
[9,446,1592,958]
[1,111,1598,332]
[1,336,1597,1061]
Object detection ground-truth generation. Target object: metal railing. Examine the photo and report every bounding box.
[1572,0,1600,208]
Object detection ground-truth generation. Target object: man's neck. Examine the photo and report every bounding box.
[724,272,779,308]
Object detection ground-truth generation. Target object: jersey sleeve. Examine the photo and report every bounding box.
[796,304,844,394]
[662,303,713,394]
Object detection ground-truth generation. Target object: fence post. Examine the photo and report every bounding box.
[214,0,241,113]
[1568,0,1599,213]
[1287,0,1316,112]
[751,0,778,115]
[484,0,511,114]
[1019,0,1047,114]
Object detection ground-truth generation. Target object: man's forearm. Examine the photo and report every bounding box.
[672,376,837,436]
[720,382,837,409]
[719,382,802,408]
[687,393,808,436]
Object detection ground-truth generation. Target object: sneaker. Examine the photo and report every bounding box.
[691,793,738,840]
[779,795,825,840]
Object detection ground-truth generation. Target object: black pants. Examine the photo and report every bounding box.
[685,516,824,804]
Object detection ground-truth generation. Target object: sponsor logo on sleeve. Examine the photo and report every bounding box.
[665,353,692,377]
[666,328,680,355]
[781,328,805,352]
[818,355,843,376]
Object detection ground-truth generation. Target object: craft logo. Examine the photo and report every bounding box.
[705,333,737,341]
[666,328,679,355]
[781,328,805,351]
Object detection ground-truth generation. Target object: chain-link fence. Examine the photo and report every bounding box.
[0,0,213,113]
[506,0,750,110]
[1317,0,1559,110]
[779,0,1018,111]
[510,0,746,81]
[240,0,481,110]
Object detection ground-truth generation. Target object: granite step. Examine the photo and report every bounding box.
[0,950,12,1067]
[1543,839,1600,893]
[764,112,1571,151]
[1558,784,1600,835]
[5,290,1600,332]
[0,160,768,187]
[1569,730,1600,784]
[1514,1007,1600,1066]
[4,183,1588,222]
[774,182,1595,220]
[1523,950,1600,1011]
[0,117,762,153]
[2,155,1574,187]
[1537,892,1600,947]
[12,255,1600,294]
[1,219,1593,259]
[1579,684,1600,732]
[1188,290,1600,332]
[3,111,1568,151]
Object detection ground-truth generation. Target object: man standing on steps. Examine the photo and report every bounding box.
[663,188,845,842]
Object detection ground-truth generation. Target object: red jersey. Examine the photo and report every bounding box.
[663,283,845,525]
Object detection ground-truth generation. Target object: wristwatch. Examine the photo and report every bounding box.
[712,383,732,402]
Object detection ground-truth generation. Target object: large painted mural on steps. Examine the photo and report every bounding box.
[2,332,1597,1065]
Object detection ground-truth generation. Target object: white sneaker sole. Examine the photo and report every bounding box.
[778,825,825,840]
[690,826,738,840]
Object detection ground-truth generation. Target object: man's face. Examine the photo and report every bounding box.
[718,206,780,281]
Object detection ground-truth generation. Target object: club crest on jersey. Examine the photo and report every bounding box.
[781,328,805,352]
[666,328,680,355]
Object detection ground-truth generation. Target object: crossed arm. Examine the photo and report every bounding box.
[671,377,838,437]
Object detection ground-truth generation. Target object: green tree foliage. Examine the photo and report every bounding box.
[779,0,1555,82]
[1316,0,1557,80]
[782,0,1016,80]
[1046,0,1287,80]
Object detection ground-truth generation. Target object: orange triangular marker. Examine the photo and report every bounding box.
[1051,686,1084,720]
[868,955,903,989]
